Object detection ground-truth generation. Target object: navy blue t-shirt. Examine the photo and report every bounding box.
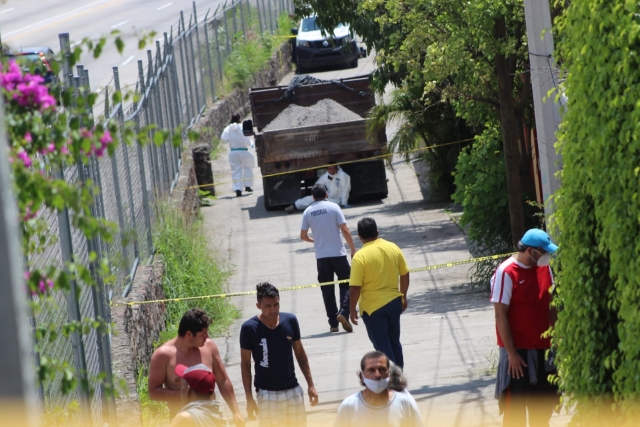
[239,312,300,391]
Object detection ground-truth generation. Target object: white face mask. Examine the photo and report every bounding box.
[362,375,389,394]
[536,253,551,267]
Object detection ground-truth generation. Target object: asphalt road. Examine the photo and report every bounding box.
[0,0,224,95]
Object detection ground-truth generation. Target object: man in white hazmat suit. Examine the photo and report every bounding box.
[221,113,254,197]
[285,162,351,213]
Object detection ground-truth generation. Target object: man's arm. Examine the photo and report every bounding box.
[240,349,258,419]
[399,273,410,311]
[301,229,314,243]
[207,341,244,426]
[493,303,527,379]
[339,223,356,258]
[148,348,180,404]
[292,340,319,407]
[349,286,361,325]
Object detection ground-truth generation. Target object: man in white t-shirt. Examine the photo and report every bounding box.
[334,351,423,427]
[300,183,357,333]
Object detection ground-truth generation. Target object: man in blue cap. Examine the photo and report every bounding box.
[490,229,559,426]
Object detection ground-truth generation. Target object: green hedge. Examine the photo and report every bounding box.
[554,0,640,420]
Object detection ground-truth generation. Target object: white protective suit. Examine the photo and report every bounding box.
[221,123,254,192]
[294,167,351,210]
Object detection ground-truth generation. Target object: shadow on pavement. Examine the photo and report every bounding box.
[409,377,495,401]
[405,286,490,316]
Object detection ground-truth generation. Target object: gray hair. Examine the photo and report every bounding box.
[388,361,407,391]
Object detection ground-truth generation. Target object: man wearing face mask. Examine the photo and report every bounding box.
[334,351,423,427]
[285,162,351,213]
[490,228,560,427]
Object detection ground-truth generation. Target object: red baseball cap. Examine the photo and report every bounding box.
[174,363,216,395]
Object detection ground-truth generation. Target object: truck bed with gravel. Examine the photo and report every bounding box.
[249,75,388,210]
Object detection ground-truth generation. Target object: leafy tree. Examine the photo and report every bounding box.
[298,0,539,244]
[553,0,640,422]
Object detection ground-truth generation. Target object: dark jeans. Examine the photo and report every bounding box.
[503,349,559,427]
[361,297,404,368]
[316,256,351,328]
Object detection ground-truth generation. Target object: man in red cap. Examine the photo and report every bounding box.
[149,309,244,426]
[171,363,227,427]
[490,228,560,426]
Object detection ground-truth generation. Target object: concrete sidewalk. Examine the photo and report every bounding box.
[201,55,569,426]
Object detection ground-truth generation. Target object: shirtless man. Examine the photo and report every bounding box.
[149,308,245,426]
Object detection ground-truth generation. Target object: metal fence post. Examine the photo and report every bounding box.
[157,42,179,181]
[0,94,39,427]
[178,13,195,122]
[223,1,231,54]
[202,10,217,100]
[213,7,224,80]
[53,166,92,427]
[232,0,238,37]
[113,68,141,261]
[191,2,206,109]
[246,0,252,29]
[77,160,117,426]
[267,0,273,34]
[58,33,73,89]
[147,51,171,190]
[256,0,263,34]
[239,0,246,40]
[261,0,268,34]
[186,16,203,117]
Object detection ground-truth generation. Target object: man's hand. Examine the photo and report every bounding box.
[402,296,408,312]
[308,386,319,407]
[350,311,359,326]
[245,396,259,420]
[350,249,357,259]
[180,378,190,403]
[233,412,245,427]
[507,351,527,379]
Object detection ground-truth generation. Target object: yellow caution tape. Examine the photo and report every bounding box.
[110,252,513,307]
[183,137,475,191]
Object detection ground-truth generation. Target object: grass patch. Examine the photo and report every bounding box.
[154,202,239,337]
[222,12,296,92]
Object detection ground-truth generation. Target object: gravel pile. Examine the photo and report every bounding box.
[263,98,362,132]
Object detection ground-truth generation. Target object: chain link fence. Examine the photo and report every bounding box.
[25,1,294,425]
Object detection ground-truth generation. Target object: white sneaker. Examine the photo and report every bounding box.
[284,205,295,213]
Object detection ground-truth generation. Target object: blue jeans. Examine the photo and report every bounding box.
[361,297,404,368]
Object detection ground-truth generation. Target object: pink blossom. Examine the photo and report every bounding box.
[0,60,56,111]
[24,271,31,280]
[60,145,69,155]
[100,130,113,145]
[47,143,55,153]
[17,150,32,168]
[25,132,32,142]
[24,207,37,221]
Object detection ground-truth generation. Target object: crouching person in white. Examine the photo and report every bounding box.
[334,351,423,427]
[285,162,351,213]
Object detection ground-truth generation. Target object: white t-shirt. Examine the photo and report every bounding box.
[334,390,424,427]
[301,200,347,259]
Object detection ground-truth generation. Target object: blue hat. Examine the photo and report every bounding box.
[520,229,558,253]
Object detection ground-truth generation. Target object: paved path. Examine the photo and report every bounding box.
[201,53,516,426]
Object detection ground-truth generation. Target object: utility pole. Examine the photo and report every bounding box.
[0,97,39,427]
[523,0,562,226]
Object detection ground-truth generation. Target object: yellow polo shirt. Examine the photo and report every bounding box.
[350,238,409,315]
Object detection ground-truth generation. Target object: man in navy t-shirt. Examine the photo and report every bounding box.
[240,282,318,427]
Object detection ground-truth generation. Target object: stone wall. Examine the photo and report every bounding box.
[110,42,292,426]
[112,257,166,427]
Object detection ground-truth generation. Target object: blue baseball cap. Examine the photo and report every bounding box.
[520,229,558,253]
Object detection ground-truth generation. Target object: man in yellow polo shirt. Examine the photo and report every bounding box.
[349,217,410,368]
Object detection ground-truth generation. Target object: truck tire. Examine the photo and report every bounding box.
[296,64,306,74]
[350,57,359,68]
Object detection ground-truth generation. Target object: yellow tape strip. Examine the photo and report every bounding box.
[185,137,475,191]
[110,252,513,307]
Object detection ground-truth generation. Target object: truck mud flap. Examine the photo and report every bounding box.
[341,160,388,200]
[263,173,303,210]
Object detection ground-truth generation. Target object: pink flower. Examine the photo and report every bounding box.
[47,143,55,153]
[100,130,113,145]
[60,145,69,155]
[17,150,32,168]
[24,271,31,280]
[25,132,32,143]
[24,207,37,221]
[0,60,56,111]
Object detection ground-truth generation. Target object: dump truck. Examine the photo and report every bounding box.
[249,75,388,210]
